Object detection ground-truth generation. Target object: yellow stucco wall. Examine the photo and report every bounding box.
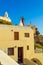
[0,25,43,65]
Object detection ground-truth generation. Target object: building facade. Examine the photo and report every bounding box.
[0,12,43,65]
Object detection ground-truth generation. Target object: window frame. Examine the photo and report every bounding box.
[8,47,14,55]
[14,32,19,40]
[27,45,29,50]
[25,33,29,37]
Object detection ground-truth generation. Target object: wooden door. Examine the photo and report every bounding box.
[18,47,23,63]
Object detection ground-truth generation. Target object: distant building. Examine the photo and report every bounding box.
[0,12,43,65]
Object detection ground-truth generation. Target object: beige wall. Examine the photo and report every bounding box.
[0,25,43,65]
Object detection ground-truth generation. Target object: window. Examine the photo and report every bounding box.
[27,46,29,50]
[25,33,29,37]
[8,48,14,55]
[14,32,19,40]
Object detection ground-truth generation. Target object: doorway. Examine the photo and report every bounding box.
[18,47,23,63]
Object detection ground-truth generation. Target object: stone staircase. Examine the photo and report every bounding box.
[0,50,19,65]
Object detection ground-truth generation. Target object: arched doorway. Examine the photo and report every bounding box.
[31,58,42,65]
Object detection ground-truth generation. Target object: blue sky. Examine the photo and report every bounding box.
[0,0,43,34]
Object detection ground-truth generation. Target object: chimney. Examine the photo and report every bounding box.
[19,18,24,26]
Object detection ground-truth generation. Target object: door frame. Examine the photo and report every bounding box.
[18,47,23,63]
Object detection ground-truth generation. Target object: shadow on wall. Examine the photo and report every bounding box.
[23,58,36,65]
[31,58,42,65]
[23,58,42,65]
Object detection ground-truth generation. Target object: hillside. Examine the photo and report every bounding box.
[34,35,43,46]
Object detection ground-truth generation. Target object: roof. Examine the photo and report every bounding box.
[0,16,11,22]
[0,12,12,25]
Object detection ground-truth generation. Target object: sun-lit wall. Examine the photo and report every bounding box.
[0,25,43,65]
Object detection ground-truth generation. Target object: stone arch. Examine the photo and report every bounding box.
[31,58,42,65]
